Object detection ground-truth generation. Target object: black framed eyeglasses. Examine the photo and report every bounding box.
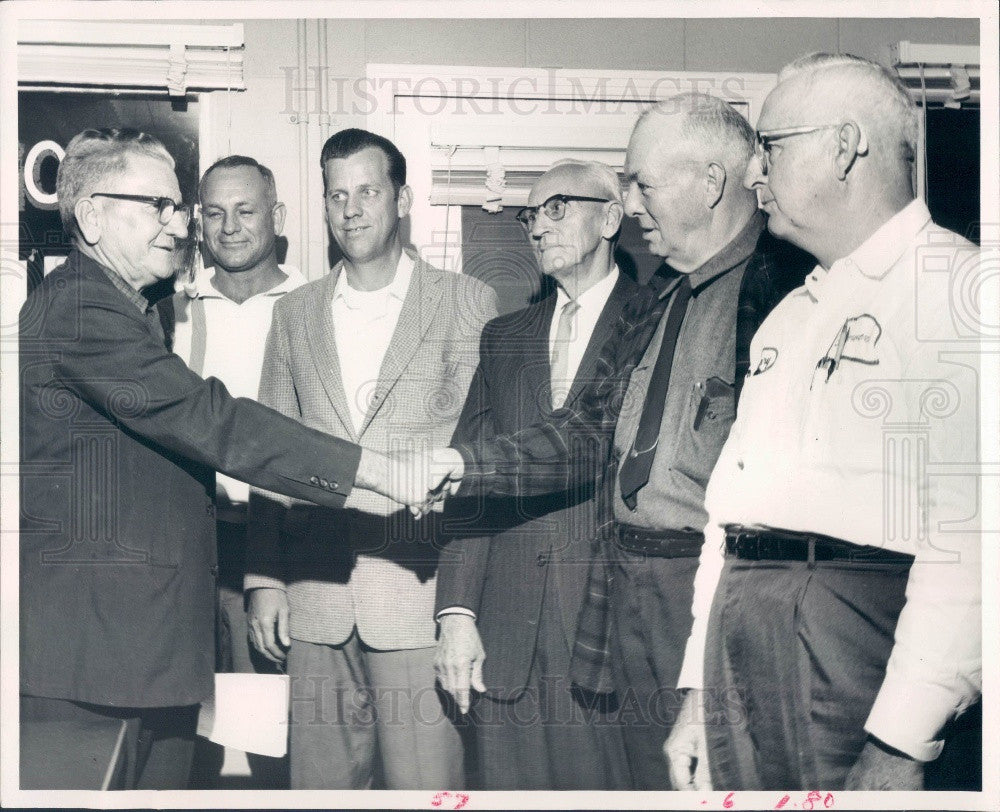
[90,193,191,226]
[516,194,610,230]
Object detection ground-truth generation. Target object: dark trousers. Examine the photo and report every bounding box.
[472,574,632,790]
[607,548,699,790]
[703,556,913,790]
[21,694,197,789]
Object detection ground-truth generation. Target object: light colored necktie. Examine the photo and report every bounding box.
[550,298,581,410]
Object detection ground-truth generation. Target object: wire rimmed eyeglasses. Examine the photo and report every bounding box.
[753,124,867,175]
[516,194,611,231]
[90,193,191,226]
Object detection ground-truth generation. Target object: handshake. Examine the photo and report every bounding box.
[357,445,466,517]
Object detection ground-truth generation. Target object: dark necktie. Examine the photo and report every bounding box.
[618,275,692,510]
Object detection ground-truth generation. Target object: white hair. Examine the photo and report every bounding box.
[57,128,175,238]
[777,52,918,167]
[638,92,756,170]
[548,158,624,203]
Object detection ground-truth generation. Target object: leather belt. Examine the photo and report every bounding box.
[724,525,914,564]
[614,524,704,558]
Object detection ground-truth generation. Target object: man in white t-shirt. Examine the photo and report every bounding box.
[158,155,305,786]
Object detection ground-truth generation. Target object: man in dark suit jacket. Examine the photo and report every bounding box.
[434,161,636,790]
[18,128,432,789]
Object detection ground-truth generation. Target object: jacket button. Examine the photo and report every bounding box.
[209,565,219,578]
[330,481,338,490]
[310,476,320,485]
[205,504,215,516]
[319,478,329,488]
[536,553,547,566]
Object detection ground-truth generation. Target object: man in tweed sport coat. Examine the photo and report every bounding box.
[244,129,498,789]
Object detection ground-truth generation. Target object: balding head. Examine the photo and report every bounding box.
[542,159,623,207]
[523,159,623,294]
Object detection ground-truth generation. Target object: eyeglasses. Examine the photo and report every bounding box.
[516,194,610,231]
[90,193,191,226]
[753,124,867,175]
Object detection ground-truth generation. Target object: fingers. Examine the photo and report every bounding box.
[247,591,290,664]
[276,602,291,648]
[249,615,284,665]
[665,730,697,791]
[470,656,486,694]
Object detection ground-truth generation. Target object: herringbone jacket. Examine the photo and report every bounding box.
[245,254,498,649]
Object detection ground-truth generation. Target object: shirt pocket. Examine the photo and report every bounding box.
[672,376,737,489]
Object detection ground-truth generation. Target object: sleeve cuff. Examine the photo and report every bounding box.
[243,574,287,593]
[436,606,477,622]
[864,674,965,761]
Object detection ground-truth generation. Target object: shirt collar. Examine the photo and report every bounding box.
[81,250,152,313]
[191,264,306,300]
[554,265,620,312]
[804,198,931,300]
[833,198,931,280]
[651,210,766,299]
[333,251,415,309]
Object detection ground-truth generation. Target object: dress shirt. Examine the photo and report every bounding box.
[677,200,981,761]
[171,266,306,507]
[331,252,414,433]
[611,215,763,529]
[549,267,620,396]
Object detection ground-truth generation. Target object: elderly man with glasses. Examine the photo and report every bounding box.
[434,160,636,790]
[667,53,982,793]
[19,128,438,789]
[422,94,812,789]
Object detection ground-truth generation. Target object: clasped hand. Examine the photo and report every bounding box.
[359,446,464,516]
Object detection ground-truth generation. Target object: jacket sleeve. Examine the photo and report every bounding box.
[245,304,304,591]
[50,278,361,509]
[454,284,661,499]
[436,327,498,617]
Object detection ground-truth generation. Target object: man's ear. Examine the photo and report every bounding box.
[705,162,727,209]
[602,201,624,240]
[834,120,866,181]
[74,198,103,246]
[396,184,414,219]
[271,202,287,236]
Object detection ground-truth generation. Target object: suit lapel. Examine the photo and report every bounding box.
[563,273,632,408]
[358,258,444,435]
[524,296,557,415]
[304,264,359,442]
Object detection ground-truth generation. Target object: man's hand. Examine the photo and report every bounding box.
[246,587,291,665]
[434,614,486,714]
[356,446,464,514]
[664,689,712,791]
[845,738,924,790]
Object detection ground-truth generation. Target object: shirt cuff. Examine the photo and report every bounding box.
[243,574,287,593]
[863,673,970,762]
[436,606,477,622]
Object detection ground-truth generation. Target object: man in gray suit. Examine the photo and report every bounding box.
[244,129,498,789]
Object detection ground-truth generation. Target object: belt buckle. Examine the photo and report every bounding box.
[734,530,760,560]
